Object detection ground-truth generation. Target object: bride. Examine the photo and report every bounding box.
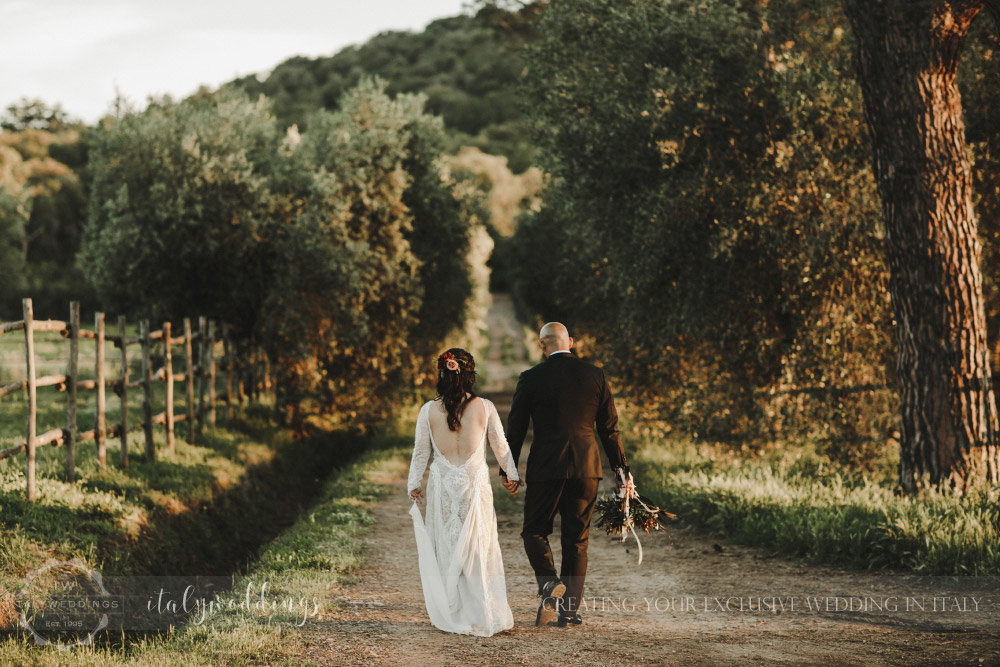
[407,347,521,637]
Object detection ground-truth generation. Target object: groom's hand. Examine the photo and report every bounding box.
[613,466,630,496]
[501,474,523,495]
[614,472,624,494]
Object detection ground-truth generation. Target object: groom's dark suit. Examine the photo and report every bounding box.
[502,350,628,620]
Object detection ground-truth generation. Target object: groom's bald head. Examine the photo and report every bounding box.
[539,322,573,357]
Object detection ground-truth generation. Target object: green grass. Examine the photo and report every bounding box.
[0,433,411,665]
[630,436,1000,575]
[2,323,238,492]
[0,323,405,663]
[0,380,379,615]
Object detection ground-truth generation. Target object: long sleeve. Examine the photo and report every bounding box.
[505,372,530,474]
[408,403,432,494]
[486,400,520,482]
[595,371,628,471]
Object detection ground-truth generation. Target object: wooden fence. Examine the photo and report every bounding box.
[0,298,271,501]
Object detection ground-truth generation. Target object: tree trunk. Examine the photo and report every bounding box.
[844,0,1000,492]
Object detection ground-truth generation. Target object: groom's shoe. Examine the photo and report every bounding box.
[535,579,566,627]
[556,614,583,627]
[540,578,566,599]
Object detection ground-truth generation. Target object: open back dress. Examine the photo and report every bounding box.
[407,397,520,637]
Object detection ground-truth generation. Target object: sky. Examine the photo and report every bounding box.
[0,0,471,124]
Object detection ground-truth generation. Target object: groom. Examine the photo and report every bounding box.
[500,322,628,627]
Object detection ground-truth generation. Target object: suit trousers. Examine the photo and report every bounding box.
[520,477,600,618]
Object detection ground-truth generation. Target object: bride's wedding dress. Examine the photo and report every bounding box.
[407,397,520,637]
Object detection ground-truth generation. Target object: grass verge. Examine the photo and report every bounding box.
[0,433,411,665]
[631,437,1000,575]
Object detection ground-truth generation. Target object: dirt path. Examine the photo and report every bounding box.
[481,293,532,394]
[290,296,999,666]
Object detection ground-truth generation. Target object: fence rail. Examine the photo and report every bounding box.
[0,298,271,501]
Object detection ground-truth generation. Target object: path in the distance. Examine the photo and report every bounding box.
[291,294,999,666]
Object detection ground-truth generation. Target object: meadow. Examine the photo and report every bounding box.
[630,433,1000,576]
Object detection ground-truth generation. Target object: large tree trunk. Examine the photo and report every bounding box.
[844,0,1000,492]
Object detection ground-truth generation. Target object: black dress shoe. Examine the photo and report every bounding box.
[535,579,566,626]
[557,615,583,627]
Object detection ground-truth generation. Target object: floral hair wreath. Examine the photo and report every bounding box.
[436,351,469,374]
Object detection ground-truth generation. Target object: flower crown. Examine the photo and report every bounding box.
[436,351,469,373]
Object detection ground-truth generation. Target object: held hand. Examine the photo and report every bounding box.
[501,474,524,495]
[614,467,635,498]
[409,487,424,504]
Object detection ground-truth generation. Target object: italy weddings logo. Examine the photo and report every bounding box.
[144,578,321,628]
[14,558,120,650]
[9,563,321,649]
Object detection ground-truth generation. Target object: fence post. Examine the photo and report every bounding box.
[223,324,233,425]
[140,320,154,461]
[118,315,128,468]
[65,301,79,482]
[197,316,207,436]
[23,298,36,501]
[163,321,174,452]
[208,320,216,427]
[95,312,106,468]
[184,318,195,443]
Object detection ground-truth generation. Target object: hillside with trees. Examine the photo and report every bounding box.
[0,9,539,324]
[224,12,535,173]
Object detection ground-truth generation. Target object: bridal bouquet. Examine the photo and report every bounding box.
[595,468,675,565]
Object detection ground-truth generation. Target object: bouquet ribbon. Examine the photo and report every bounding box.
[616,468,653,565]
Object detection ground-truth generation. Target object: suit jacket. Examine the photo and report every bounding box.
[503,351,627,482]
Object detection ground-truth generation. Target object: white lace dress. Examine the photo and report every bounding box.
[407,398,520,637]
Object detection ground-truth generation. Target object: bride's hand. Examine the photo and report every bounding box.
[501,474,523,495]
[409,488,424,504]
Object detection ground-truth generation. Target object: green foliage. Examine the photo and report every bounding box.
[444,146,543,290]
[225,13,535,171]
[0,123,95,318]
[0,183,27,310]
[81,89,282,331]
[83,79,475,424]
[1,98,72,132]
[402,112,478,362]
[262,78,473,425]
[511,0,896,463]
[83,78,474,424]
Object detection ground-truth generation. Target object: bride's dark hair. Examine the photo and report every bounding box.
[435,348,477,431]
